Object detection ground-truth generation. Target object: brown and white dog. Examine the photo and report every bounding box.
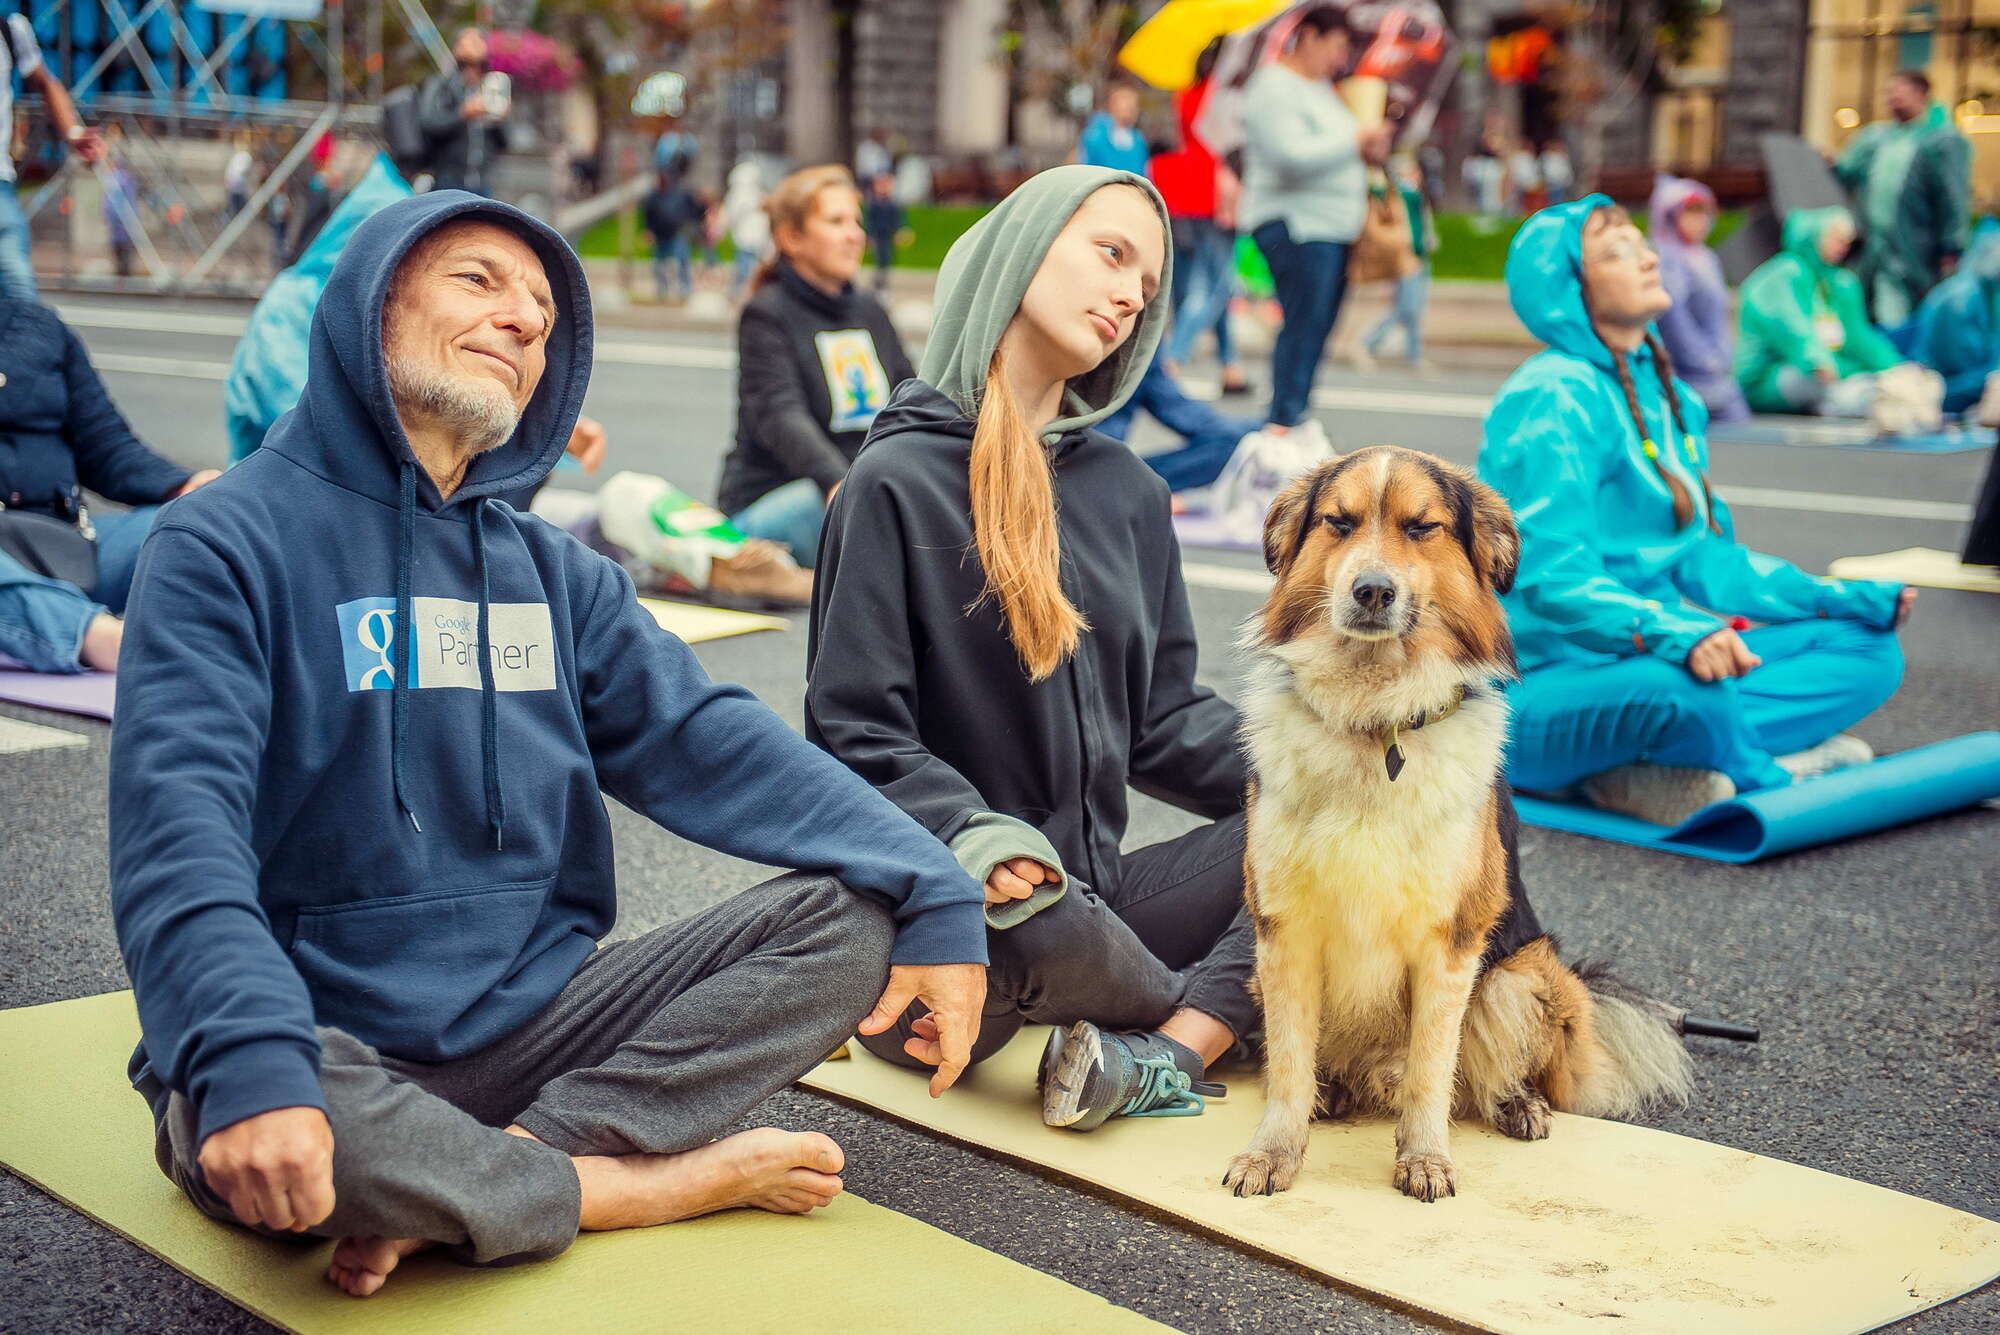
[1222,447,1693,1203]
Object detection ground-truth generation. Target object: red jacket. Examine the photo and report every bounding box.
[1148,81,1217,221]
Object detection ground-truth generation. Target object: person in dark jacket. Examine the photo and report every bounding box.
[111,193,989,1296]
[807,165,1251,1132]
[863,170,904,294]
[641,167,701,302]
[0,299,215,672]
[416,28,509,197]
[715,165,913,566]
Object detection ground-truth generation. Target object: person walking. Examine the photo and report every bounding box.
[641,168,700,302]
[0,10,102,299]
[720,160,769,300]
[1835,68,1972,326]
[1078,80,1150,176]
[1239,4,1391,427]
[863,171,903,296]
[1149,40,1250,395]
[1359,153,1437,372]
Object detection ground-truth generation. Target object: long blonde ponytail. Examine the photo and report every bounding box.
[968,345,1088,681]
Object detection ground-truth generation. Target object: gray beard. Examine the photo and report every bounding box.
[386,352,522,457]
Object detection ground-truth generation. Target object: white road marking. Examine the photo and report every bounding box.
[0,716,90,755]
[1720,487,1969,523]
[1182,562,1274,594]
[57,304,249,337]
[88,352,232,381]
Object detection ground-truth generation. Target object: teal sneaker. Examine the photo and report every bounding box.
[1038,1020,1226,1131]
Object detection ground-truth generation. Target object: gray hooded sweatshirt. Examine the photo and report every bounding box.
[804,165,1246,933]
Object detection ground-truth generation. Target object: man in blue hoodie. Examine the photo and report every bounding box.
[109,192,989,1297]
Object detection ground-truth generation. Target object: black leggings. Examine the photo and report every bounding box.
[861,813,1255,1070]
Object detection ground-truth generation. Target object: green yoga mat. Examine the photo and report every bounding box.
[0,992,1170,1335]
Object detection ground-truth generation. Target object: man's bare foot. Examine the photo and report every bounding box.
[79,612,123,672]
[575,1127,846,1231]
[327,1235,433,1297]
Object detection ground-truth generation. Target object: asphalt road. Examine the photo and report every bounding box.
[1,298,1996,1334]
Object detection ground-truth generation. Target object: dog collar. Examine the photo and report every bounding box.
[1384,684,1468,782]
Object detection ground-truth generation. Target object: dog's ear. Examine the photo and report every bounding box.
[1464,476,1520,594]
[1261,472,1321,576]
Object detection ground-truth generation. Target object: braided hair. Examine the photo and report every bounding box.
[1584,206,1723,535]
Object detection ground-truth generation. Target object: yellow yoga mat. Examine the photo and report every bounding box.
[638,597,788,642]
[0,993,1170,1335]
[803,1027,2000,1335]
[1826,548,2000,594]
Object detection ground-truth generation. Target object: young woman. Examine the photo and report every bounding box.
[715,165,913,566]
[805,165,1254,1131]
[1480,198,1914,826]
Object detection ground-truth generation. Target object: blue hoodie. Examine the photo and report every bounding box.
[1478,196,1901,675]
[1910,218,2000,413]
[110,193,988,1146]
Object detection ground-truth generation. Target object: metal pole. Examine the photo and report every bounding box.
[183,104,338,284]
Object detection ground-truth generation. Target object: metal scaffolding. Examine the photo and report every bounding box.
[16,0,450,295]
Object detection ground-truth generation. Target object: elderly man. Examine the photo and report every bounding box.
[417,28,510,196]
[110,194,988,1297]
[1835,67,1973,326]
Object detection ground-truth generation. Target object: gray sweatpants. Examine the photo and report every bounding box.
[139,874,894,1265]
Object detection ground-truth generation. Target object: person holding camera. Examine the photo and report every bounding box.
[418,28,510,198]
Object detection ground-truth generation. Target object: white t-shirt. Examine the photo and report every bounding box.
[1,13,47,186]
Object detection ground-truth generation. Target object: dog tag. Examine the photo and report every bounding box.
[1383,742,1406,781]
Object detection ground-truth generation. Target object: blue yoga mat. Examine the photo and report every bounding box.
[1709,419,1990,454]
[1513,732,2000,862]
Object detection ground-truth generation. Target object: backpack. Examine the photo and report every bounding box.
[380,84,428,172]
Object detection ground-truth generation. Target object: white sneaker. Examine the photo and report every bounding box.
[1776,733,1874,782]
[1580,764,1736,826]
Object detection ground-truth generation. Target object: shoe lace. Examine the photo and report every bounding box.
[1119,1052,1207,1118]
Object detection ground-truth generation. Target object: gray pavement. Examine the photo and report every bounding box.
[1,299,1996,1334]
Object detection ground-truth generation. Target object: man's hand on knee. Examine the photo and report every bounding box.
[858,964,987,1098]
[198,1106,336,1232]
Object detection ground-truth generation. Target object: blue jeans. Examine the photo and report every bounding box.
[0,507,161,673]
[728,478,826,569]
[652,233,693,299]
[1364,262,1430,362]
[1506,617,1904,795]
[1165,219,1237,370]
[1100,351,1259,492]
[0,180,38,302]
[1253,222,1350,428]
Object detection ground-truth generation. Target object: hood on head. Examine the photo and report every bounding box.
[919,163,1173,439]
[1504,194,1624,365]
[272,190,593,512]
[1647,173,1714,244]
[1780,205,1853,270]
[1964,217,2000,283]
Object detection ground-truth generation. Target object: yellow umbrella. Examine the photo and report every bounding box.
[1117,0,1292,91]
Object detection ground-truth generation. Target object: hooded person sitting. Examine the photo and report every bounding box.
[1648,174,1748,424]
[110,193,989,1297]
[1908,218,2000,419]
[1479,198,1914,826]
[1734,206,1903,419]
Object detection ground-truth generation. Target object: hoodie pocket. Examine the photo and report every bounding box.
[288,877,556,1049]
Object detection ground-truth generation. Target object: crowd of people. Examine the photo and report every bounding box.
[0,0,1983,1305]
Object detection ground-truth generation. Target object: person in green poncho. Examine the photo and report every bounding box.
[1834,68,1972,326]
[1735,206,1901,416]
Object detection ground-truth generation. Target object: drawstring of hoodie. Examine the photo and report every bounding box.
[393,460,421,832]
[389,462,506,849]
[471,497,506,850]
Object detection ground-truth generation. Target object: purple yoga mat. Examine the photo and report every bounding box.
[0,658,116,720]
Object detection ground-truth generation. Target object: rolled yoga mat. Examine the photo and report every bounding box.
[1513,732,2000,862]
[1826,548,2000,594]
[0,992,1170,1335]
[804,1027,2000,1335]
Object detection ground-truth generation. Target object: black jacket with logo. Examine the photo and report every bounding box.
[716,262,914,516]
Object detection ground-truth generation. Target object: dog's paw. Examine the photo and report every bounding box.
[1393,1152,1456,1202]
[1223,1147,1301,1197]
[1493,1090,1552,1141]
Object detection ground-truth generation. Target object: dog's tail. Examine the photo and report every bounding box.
[1561,960,1696,1119]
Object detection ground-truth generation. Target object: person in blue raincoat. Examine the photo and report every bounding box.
[1478,197,1916,826]
[1908,218,2000,416]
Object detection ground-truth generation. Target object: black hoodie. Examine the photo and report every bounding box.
[805,379,1246,896]
[716,261,914,516]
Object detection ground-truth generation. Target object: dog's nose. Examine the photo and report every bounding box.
[1352,572,1398,611]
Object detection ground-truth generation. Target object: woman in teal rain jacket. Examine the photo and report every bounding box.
[1734,206,1900,416]
[1909,218,2000,415]
[1478,197,1914,825]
